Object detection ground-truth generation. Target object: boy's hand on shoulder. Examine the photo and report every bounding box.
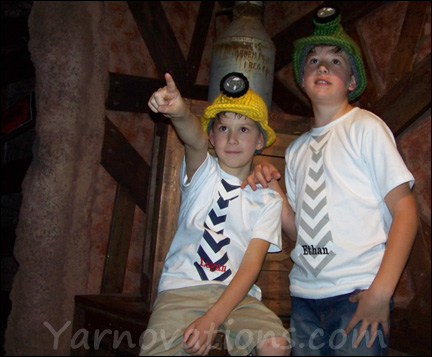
[241,161,281,191]
[148,73,187,120]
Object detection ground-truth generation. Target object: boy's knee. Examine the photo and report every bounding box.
[257,336,291,356]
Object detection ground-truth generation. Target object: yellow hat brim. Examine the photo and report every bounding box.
[200,91,276,148]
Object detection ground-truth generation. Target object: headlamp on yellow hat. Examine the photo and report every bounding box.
[201,72,276,153]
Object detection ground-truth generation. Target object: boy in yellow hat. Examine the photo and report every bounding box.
[141,72,290,356]
[243,6,418,356]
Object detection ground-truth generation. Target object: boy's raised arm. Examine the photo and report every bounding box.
[148,73,208,180]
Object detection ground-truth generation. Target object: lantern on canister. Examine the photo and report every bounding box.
[208,1,276,110]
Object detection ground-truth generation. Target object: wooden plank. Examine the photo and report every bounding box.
[141,120,169,303]
[101,117,150,211]
[101,184,136,294]
[386,2,429,88]
[371,54,431,136]
[127,1,189,81]
[259,132,298,158]
[257,270,291,317]
[186,1,215,82]
[151,123,183,305]
[405,218,431,308]
[72,295,151,356]
[106,73,208,113]
[272,76,313,118]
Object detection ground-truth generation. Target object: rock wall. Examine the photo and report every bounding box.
[5,2,108,355]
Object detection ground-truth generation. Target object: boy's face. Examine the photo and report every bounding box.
[302,45,356,103]
[209,112,264,178]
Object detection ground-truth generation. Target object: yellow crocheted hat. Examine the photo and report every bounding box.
[201,72,276,151]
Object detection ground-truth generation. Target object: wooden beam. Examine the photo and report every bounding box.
[371,54,431,136]
[101,183,136,294]
[150,124,183,306]
[100,117,150,211]
[390,219,431,356]
[141,120,169,304]
[106,72,208,113]
[271,76,312,117]
[386,1,429,89]
[127,1,189,81]
[186,1,215,82]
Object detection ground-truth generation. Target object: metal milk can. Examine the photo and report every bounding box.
[208,1,276,110]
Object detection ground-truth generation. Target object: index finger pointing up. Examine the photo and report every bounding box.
[164,73,177,93]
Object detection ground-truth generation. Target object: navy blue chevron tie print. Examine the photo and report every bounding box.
[194,179,240,281]
[203,230,230,252]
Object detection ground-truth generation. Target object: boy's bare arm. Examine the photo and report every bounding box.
[183,238,270,355]
[148,73,208,179]
[268,179,297,241]
[345,182,418,348]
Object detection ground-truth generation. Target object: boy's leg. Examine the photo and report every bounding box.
[140,290,186,356]
[222,294,290,356]
[290,292,390,356]
[290,296,329,356]
[140,286,213,356]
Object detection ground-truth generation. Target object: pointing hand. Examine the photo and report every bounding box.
[148,73,186,119]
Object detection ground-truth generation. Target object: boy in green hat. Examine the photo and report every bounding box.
[243,6,418,356]
[141,72,290,356]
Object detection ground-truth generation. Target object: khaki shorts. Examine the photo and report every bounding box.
[140,284,289,356]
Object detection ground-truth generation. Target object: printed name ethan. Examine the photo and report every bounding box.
[302,245,329,256]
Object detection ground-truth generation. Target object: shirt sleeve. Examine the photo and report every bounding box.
[251,189,283,253]
[360,114,415,198]
[180,152,216,191]
[285,144,297,213]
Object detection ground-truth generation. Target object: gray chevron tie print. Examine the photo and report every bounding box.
[194,179,240,281]
[298,132,335,277]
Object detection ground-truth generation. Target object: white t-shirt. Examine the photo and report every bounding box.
[285,107,415,299]
[158,153,283,300]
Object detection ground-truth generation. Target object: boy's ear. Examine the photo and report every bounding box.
[209,128,215,147]
[348,74,356,91]
[256,132,265,151]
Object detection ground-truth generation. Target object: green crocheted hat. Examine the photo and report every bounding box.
[293,7,367,101]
